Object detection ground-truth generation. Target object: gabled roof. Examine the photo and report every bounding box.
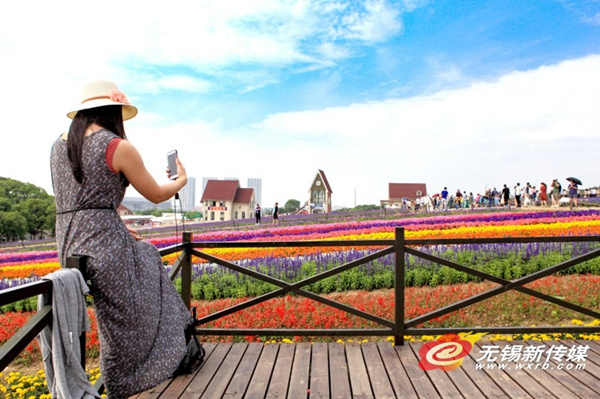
[117,204,132,214]
[201,180,240,202]
[233,188,254,204]
[310,169,333,193]
[388,183,427,199]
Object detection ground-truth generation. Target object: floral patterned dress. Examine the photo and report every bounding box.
[50,129,189,398]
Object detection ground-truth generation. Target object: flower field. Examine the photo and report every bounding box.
[2,209,600,286]
[1,208,600,396]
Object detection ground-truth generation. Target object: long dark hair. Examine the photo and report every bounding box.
[67,105,127,183]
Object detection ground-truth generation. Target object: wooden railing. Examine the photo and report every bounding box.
[166,229,600,345]
[0,255,103,392]
[1,228,600,381]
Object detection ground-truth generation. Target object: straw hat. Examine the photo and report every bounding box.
[67,80,138,120]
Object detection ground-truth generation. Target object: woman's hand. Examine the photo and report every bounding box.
[127,226,142,241]
[175,158,187,185]
[167,158,187,186]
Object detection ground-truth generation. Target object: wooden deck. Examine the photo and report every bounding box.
[130,339,600,398]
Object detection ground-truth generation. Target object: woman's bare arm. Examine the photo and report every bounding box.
[112,140,187,203]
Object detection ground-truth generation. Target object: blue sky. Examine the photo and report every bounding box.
[1,0,599,208]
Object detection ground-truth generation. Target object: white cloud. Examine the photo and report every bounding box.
[200,54,600,206]
[0,1,407,89]
[1,1,598,208]
[342,0,403,43]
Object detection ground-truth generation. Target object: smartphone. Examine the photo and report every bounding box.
[167,150,178,180]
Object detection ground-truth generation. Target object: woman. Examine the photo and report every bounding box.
[551,179,561,207]
[539,182,548,206]
[568,179,579,209]
[51,80,190,398]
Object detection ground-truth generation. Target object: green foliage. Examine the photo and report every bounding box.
[283,199,300,213]
[136,208,169,217]
[337,204,382,212]
[0,177,55,241]
[184,211,203,220]
[0,211,28,241]
[1,297,38,313]
[185,245,600,300]
[0,177,51,204]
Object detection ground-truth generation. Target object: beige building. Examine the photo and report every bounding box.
[201,180,255,222]
[309,169,333,214]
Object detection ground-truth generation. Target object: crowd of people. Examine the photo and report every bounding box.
[403,179,595,213]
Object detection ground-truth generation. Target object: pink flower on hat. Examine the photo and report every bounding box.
[109,89,131,105]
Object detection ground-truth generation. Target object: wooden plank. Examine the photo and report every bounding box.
[243,343,279,398]
[361,342,395,399]
[409,342,462,398]
[346,342,374,399]
[222,343,264,399]
[179,343,233,399]
[376,342,418,399]
[471,342,533,398]
[442,363,486,398]
[201,343,248,399]
[130,340,600,399]
[524,340,599,398]
[580,339,600,356]
[266,343,295,398]
[152,342,217,398]
[488,341,555,398]
[460,352,509,399]
[394,343,440,398]
[576,340,600,365]
[309,342,330,399]
[288,342,312,399]
[134,378,173,399]
[554,340,600,395]
[501,340,580,399]
[329,342,352,399]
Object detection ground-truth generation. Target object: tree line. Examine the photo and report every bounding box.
[0,177,55,242]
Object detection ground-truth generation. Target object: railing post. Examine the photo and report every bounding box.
[394,227,405,346]
[181,232,193,310]
[66,255,87,370]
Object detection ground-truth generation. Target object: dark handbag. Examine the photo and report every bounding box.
[172,308,205,376]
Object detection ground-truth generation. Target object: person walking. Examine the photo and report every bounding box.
[272,202,279,224]
[502,184,511,208]
[50,80,192,398]
[441,187,449,210]
[255,204,261,224]
[514,183,522,208]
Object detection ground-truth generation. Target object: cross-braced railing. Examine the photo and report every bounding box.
[163,229,600,346]
[1,227,600,379]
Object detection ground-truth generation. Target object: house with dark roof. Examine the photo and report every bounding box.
[381,183,428,208]
[201,180,256,221]
[309,169,333,214]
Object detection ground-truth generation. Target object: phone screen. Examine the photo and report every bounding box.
[167,150,178,180]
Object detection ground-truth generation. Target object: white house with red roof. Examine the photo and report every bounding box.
[201,180,256,222]
[381,183,428,208]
